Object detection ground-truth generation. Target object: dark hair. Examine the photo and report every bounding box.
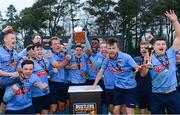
[140,40,148,46]
[91,38,100,43]
[34,43,43,48]
[153,36,167,44]
[107,38,118,47]
[75,44,83,49]
[32,34,41,40]
[49,36,61,46]
[26,44,35,51]
[21,60,34,68]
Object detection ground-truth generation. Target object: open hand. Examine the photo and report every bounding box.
[165,10,177,22]
[65,55,71,61]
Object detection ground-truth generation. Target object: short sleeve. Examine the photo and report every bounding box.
[101,59,109,70]
[126,54,138,68]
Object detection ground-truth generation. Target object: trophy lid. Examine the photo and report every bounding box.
[74,26,83,32]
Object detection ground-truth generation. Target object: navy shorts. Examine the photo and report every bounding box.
[113,87,137,108]
[150,91,180,114]
[177,86,180,93]
[0,88,5,103]
[32,94,50,113]
[5,105,35,114]
[137,88,151,109]
[69,82,86,86]
[86,79,94,85]
[49,81,68,104]
[104,89,114,106]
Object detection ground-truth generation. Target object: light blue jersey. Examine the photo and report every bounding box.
[31,58,54,97]
[48,51,66,83]
[0,46,20,87]
[101,52,137,89]
[3,74,41,110]
[150,48,177,93]
[68,54,87,84]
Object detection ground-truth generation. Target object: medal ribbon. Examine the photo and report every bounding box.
[154,52,169,70]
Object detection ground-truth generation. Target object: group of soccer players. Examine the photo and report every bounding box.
[0,10,180,114]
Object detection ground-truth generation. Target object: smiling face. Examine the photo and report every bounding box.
[22,64,34,78]
[50,39,61,54]
[32,35,42,44]
[99,42,107,56]
[140,44,147,57]
[91,39,99,52]
[34,46,43,59]
[4,33,16,49]
[154,40,167,56]
[74,47,83,58]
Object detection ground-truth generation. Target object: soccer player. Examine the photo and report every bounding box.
[48,37,70,114]
[92,39,140,114]
[176,50,180,92]
[85,38,103,85]
[134,41,152,114]
[18,34,50,59]
[66,37,87,85]
[141,10,180,114]
[17,44,35,71]
[30,43,71,114]
[0,32,20,87]
[92,41,115,113]
[3,60,47,114]
[0,31,20,114]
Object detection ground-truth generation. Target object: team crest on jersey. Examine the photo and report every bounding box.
[116,59,124,67]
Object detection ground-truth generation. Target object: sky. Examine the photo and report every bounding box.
[0,0,36,17]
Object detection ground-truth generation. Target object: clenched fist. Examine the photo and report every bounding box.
[65,55,71,61]
[81,72,87,77]
[42,83,48,90]
[12,85,19,94]
[85,49,91,57]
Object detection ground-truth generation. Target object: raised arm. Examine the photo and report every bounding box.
[85,36,91,50]
[0,26,13,41]
[165,10,180,50]
[66,37,73,55]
